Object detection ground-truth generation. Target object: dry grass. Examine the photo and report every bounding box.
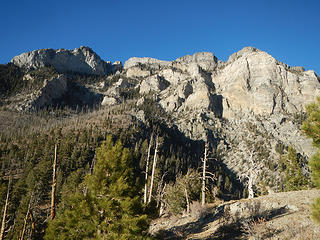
[189,201,212,220]
[279,217,320,240]
[241,217,275,240]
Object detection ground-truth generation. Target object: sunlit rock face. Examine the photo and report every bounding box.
[213,47,320,118]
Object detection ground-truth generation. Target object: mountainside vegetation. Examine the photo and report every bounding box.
[0,98,312,239]
[0,64,59,100]
[0,100,242,239]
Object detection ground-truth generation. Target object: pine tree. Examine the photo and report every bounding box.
[282,146,308,191]
[45,192,98,239]
[302,97,320,223]
[45,137,152,239]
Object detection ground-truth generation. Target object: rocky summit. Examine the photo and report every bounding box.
[5,46,320,192]
[11,46,122,75]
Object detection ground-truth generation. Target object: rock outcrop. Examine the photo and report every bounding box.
[12,75,68,111]
[173,52,220,71]
[11,46,121,75]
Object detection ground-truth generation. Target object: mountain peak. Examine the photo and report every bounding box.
[227,46,261,63]
[11,46,121,75]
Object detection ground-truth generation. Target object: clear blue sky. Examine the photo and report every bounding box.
[1,0,319,73]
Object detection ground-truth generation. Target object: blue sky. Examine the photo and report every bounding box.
[1,0,319,73]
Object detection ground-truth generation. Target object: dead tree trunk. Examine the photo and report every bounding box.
[247,170,255,199]
[158,184,166,216]
[156,172,167,208]
[148,135,159,203]
[19,196,32,240]
[29,211,35,237]
[0,178,11,240]
[184,188,190,214]
[89,154,96,175]
[201,143,208,206]
[242,149,261,199]
[144,132,154,204]
[50,144,57,220]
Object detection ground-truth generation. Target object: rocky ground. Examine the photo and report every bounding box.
[150,189,320,239]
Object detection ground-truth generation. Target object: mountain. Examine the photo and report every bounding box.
[0,46,319,239]
[4,46,320,191]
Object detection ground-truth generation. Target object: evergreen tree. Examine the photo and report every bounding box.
[45,137,152,239]
[302,97,320,223]
[282,146,308,191]
[45,193,98,239]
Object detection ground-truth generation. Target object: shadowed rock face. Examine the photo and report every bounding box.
[11,46,122,75]
[10,74,103,111]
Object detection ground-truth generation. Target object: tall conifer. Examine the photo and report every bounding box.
[302,97,320,223]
